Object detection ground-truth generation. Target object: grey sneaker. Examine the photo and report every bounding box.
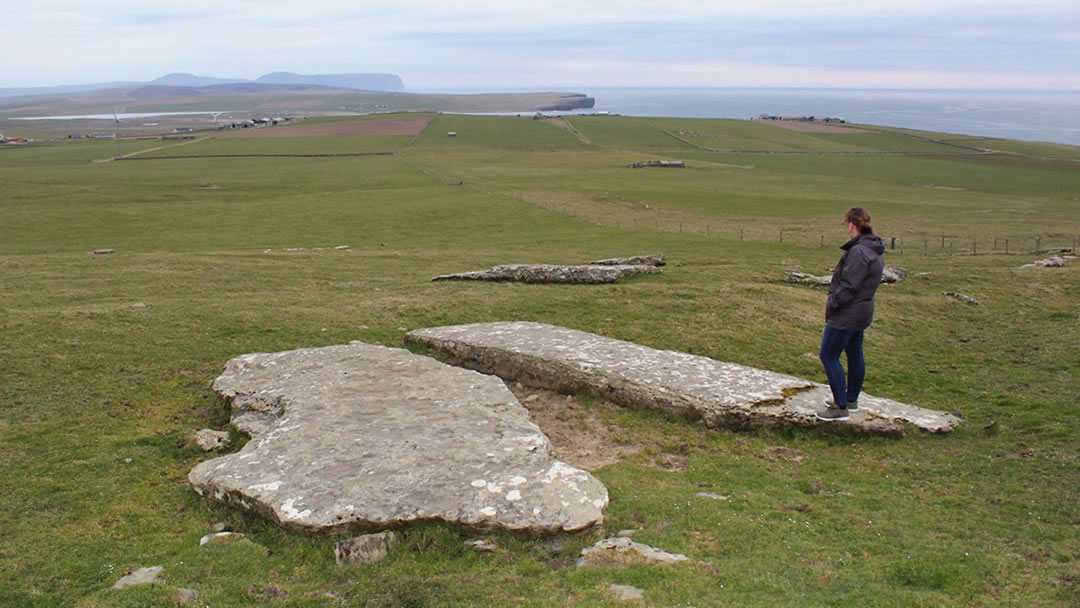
[816,405,850,421]
[824,397,859,413]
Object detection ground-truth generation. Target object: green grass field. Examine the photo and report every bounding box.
[0,114,1077,607]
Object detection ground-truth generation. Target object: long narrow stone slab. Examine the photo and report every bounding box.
[189,342,608,534]
[404,322,961,437]
[432,264,661,284]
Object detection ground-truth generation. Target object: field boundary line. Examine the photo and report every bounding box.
[95,135,214,162]
[662,129,994,156]
[118,152,398,160]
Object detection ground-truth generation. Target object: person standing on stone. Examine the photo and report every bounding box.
[817,207,885,421]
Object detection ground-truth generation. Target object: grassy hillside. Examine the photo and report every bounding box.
[0,114,1077,607]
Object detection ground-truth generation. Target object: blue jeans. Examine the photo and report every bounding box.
[819,326,865,407]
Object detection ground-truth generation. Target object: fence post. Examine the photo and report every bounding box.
[891,237,896,250]
[1036,236,1041,251]
[679,222,683,233]
[972,240,976,255]
[1074,236,1078,253]
[923,240,928,256]
[780,231,783,243]
[1005,239,1009,254]
[740,228,744,241]
[942,236,946,249]
[820,235,824,248]
[994,237,998,250]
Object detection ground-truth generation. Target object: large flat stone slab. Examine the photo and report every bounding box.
[189,343,608,534]
[405,322,961,437]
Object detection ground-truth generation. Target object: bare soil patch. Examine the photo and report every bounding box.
[509,386,643,471]
[758,120,869,134]
[224,116,432,138]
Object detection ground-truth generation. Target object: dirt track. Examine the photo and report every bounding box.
[223,116,432,138]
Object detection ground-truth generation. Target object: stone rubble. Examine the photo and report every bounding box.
[405,322,961,437]
[335,532,399,565]
[188,342,608,535]
[786,265,907,286]
[1022,256,1066,268]
[194,429,231,451]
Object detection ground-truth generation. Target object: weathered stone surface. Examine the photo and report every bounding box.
[942,291,981,305]
[786,265,906,286]
[188,343,607,534]
[610,584,645,600]
[577,537,690,568]
[432,263,661,284]
[176,588,199,604]
[405,322,961,436]
[194,429,231,451]
[335,531,398,565]
[1022,256,1066,268]
[589,254,666,267]
[112,566,164,589]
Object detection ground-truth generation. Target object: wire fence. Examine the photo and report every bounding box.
[539,201,1078,258]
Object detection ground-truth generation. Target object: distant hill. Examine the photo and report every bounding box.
[0,81,142,98]
[127,82,345,99]
[149,73,248,87]
[0,71,406,99]
[255,72,405,91]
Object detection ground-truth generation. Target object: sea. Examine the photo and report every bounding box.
[425,87,1080,147]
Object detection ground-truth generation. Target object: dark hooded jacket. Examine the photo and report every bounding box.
[826,234,885,331]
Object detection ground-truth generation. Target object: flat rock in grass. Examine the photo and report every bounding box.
[188,343,607,534]
[405,322,961,437]
[465,539,498,553]
[112,566,164,589]
[199,531,244,546]
[432,263,661,284]
[942,291,981,306]
[577,537,689,568]
[610,584,645,600]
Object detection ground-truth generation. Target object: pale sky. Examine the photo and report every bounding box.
[4,0,1078,90]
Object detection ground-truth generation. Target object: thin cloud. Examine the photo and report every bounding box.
[2,0,1077,89]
